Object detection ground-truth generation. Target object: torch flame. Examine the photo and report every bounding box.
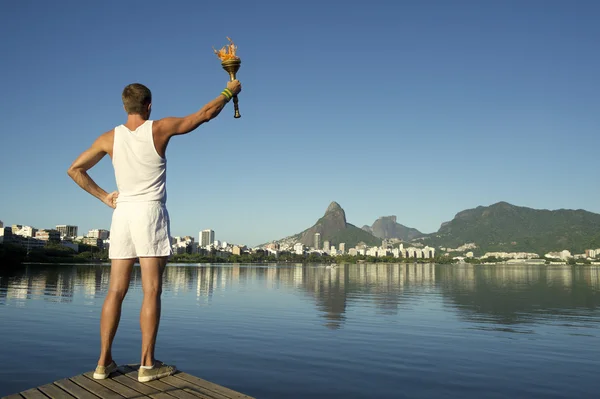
[213,37,239,61]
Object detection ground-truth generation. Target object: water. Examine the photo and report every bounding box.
[1,263,600,398]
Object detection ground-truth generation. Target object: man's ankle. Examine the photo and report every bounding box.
[98,358,113,367]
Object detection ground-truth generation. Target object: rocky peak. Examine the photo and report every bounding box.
[324,201,347,225]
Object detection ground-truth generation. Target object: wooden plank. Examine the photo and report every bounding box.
[54,378,100,399]
[174,374,254,399]
[148,394,178,399]
[110,372,161,396]
[150,391,200,399]
[120,366,200,399]
[37,383,77,399]
[81,372,149,399]
[161,374,228,399]
[69,375,123,399]
[160,376,229,399]
[181,389,213,399]
[2,394,24,399]
[20,388,48,399]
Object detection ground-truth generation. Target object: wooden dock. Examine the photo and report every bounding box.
[2,365,255,399]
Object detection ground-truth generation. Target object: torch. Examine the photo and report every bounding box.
[214,37,241,118]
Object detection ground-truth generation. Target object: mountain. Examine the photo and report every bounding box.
[362,216,422,241]
[420,201,600,255]
[270,202,380,248]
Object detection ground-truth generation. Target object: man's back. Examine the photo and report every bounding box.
[113,120,167,204]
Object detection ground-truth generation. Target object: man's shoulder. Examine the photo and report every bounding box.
[95,129,115,152]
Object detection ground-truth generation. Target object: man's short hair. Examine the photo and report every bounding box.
[122,83,152,115]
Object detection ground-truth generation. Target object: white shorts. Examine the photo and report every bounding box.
[109,201,172,259]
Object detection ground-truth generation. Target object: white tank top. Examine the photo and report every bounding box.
[112,120,167,204]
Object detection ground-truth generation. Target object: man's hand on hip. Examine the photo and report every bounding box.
[103,191,119,209]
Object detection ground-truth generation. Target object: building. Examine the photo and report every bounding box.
[12,225,37,238]
[339,243,345,254]
[200,229,215,247]
[36,229,60,242]
[82,237,103,248]
[323,241,330,252]
[266,242,280,251]
[56,225,78,238]
[314,233,321,250]
[232,245,247,256]
[293,243,304,255]
[87,229,110,240]
[545,250,572,260]
[585,249,598,258]
[0,226,13,244]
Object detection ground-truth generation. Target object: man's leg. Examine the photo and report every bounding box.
[98,258,135,366]
[139,256,168,367]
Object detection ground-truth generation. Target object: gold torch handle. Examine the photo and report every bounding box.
[228,72,241,119]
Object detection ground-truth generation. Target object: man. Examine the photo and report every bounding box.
[67,79,242,382]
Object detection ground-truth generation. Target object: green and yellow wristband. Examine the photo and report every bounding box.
[221,88,234,102]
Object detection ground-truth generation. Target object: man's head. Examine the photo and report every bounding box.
[122,83,152,117]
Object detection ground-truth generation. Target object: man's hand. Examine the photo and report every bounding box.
[103,191,119,209]
[227,80,242,96]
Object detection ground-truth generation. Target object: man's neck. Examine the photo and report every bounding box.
[124,114,149,130]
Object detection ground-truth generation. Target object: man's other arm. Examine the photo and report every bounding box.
[67,130,118,209]
[153,80,242,139]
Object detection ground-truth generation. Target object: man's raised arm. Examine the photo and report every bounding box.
[154,80,242,139]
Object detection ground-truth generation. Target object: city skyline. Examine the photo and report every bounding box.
[1,1,599,247]
[4,196,600,248]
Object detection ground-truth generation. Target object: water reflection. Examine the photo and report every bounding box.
[437,265,600,328]
[1,263,600,330]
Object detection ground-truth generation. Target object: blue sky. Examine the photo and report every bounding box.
[1,0,599,246]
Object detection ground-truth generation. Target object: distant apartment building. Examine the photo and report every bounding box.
[294,243,304,255]
[82,237,103,248]
[200,229,214,247]
[172,236,195,254]
[394,246,436,259]
[366,247,378,257]
[314,233,321,250]
[87,229,109,240]
[339,243,345,254]
[232,245,247,256]
[266,242,280,251]
[0,226,13,244]
[348,248,358,256]
[545,250,572,260]
[56,225,78,238]
[585,249,600,258]
[36,229,60,242]
[323,241,330,252]
[12,225,37,238]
